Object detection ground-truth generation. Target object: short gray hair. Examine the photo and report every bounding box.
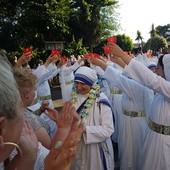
[0,51,20,119]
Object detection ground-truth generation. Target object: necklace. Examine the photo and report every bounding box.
[71,84,100,118]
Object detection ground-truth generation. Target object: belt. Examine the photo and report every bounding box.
[66,80,74,85]
[123,109,145,117]
[148,118,170,135]
[110,89,122,94]
[37,95,51,101]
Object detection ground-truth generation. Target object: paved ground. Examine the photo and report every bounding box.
[51,85,120,170]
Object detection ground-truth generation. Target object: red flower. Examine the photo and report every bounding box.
[93,53,100,58]
[23,48,32,54]
[84,53,100,59]
[61,56,67,62]
[51,50,61,57]
[103,46,110,55]
[107,36,117,44]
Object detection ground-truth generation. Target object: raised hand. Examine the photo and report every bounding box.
[45,101,76,129]
[44,120,84,170]
[45,101,79,148]
[44,55,60,68]
[107,43,132,65]
[40,100,49,113]
[107,43,125,58]
[15,52,32,68]
[88,57,107,71]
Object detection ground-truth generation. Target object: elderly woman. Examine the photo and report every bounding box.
[14,67,52,150]
[0,52,38,169]
[0,52,84,170]
[108,43,170,170]
[70,66,114,170]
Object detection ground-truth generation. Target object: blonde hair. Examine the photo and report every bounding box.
[14,67,37,93]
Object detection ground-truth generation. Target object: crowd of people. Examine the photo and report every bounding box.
[0,42,170,170]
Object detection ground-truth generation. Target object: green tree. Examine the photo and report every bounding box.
[62,37,87,58]
[116,34,134,51]
[143,34,168,53]
[99,4,121,39]
[135,30,144,48]
[93,34,134,55]
[150,24,157,38]
[0,0,120,56]
[156,24,170,41]
[68,0,119,51]
[0,0,73,55]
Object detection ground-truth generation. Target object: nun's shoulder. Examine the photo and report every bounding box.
[99,92,109,100]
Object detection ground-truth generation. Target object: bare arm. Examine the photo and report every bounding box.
[109,57,126,68]
[44,119,84,170]
[14,52,32,68]
[35,127,52,150]
[107,43,132,65]
[45,101,80,148]
[87,57,107,71]
[44,55,60,68]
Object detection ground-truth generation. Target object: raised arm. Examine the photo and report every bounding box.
[107,43,132,65]
[14,52,32,68]
[44,101,81,148]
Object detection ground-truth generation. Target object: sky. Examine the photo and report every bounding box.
[117,0,170,42]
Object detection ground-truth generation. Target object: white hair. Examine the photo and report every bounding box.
[0,52,20,119]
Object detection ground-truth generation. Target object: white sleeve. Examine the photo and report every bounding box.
[123,59,170,98]
[63,62,80,76]
[84,101,114,144]
[33,65,49,79]
[103,66,147,101]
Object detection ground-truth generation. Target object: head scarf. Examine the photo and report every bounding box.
[163,54,170,81]
[74,66,98,86]
[145,61,157,69]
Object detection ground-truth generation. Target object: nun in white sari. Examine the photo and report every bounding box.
[107,42,170,170]
[70,66,114,170]
[123,54,170,170]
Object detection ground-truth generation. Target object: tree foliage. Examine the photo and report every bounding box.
[135,30,144,43]
[0,0,120,56]
[62,37,87,58]
[143,34,168,53]
[68,0,119,51]
[143,24,169,53]
[116,34,134,51]
[93,34,134,55]
[0,0,73,53]
[149,24,157,38]
[156,24,170,41]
